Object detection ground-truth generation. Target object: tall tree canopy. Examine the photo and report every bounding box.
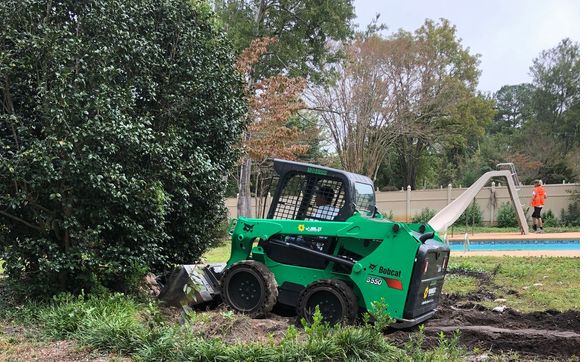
[309,36,406,180]
[314,19,492,188]
[214,0,355,82]
[488,38,580,184]
[390,19,491,189]
[491,84,535,133]
[530,38,580,156]
[0,0,246,295]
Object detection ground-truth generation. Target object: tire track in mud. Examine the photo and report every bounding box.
[420,307,580,358]
[386,267,580,359]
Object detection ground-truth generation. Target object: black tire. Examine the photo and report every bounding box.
[297,279,358,326]
[220,260,278,318]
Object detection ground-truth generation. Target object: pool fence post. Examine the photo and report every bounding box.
[447,183,452,205]
[490,181,496,225]
[406,185,411,222]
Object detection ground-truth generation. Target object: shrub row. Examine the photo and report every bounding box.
[411,200,580,228]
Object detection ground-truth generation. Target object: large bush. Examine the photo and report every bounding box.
[412,208,436,224]
[455,200,482,226]
[560,191,580,227]
[0,0,246,295]
[496,202,518,228]
[541,210,560,228]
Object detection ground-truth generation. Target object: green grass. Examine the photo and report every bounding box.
[445,256,580,312]
[442,274,478,295]
[0,260,4,274]
[0,293,466,361]
[202,240,231,263]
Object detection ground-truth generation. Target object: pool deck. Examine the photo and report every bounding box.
[446,231,580,257]
[450,250,579,257]
[445,231,579,241]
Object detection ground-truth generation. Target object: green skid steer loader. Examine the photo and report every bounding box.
[159,159,450,327]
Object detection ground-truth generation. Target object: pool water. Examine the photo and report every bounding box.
[447,239,579,251]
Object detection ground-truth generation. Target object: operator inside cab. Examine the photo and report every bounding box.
[311,186,340,220]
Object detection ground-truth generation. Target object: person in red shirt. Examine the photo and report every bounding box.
[531,180,547,233]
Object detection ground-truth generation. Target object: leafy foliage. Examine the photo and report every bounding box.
[237,37,309,162]
[310,35,408,179]
[412,208,437,224]
[491,84,535,133]
[487,39,579,184]
[496,202,518,228]
[541,209,560,228]
[390,20,491,189]
[0,0,246,295]
[530,38,580,155]
[560,191,580,226]
[217,0,355,217]
[405,325,464,362]
[235,37,312,217]
[215,0,355,83]
[375,37,579,190]
[455,200,482,226]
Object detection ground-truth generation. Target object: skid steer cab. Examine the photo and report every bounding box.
[159,159,450,328]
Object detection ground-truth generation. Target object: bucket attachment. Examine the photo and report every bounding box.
[158,263,225,308]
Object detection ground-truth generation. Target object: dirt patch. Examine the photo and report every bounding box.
[223,313,296,344]
[0,325,131,362]
[384,267,581,359]
[182,299,579,360]
[188,309,297,344]
[386,267,579,361]
[396,301,580,359]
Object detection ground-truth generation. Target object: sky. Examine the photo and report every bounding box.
[352,0,580,93]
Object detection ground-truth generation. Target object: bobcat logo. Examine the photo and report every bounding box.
[369,263,377,271]
[243,223,255,232]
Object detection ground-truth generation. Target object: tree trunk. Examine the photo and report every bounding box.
[237,157,252,217]
[236,0,266,218]
[398,137,422,190]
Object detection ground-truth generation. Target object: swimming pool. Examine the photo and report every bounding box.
[447,239,579,251]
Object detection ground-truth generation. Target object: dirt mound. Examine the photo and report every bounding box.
[222,313,296,344]
[1,325,132,362]
[189,310,296,344]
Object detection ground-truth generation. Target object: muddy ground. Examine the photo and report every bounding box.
[389,298,579,360]
[188,268,579,361]
[387,267,580,360]
[189,301,579,361]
